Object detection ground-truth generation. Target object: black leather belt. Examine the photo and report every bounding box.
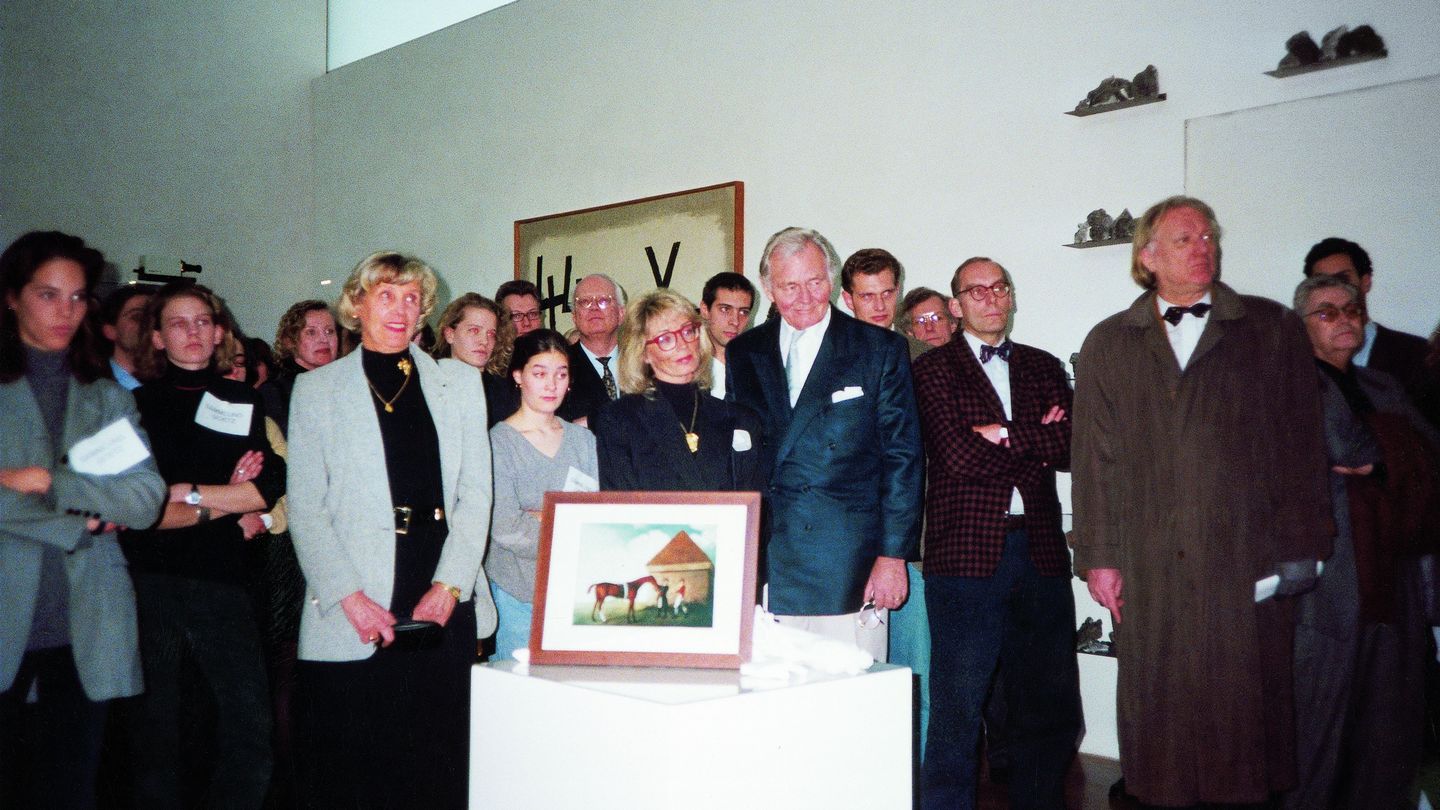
[394,505,445,535]
[1005,513,1026,531]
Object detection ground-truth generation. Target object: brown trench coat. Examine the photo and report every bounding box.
[1071,283,1332,806]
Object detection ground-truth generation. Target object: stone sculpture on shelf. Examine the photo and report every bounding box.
[1086,208,1115,241]
[1338,25,1385,58]
[1074,64,1162,113]
[1076,616,1114,656]
[1074,223,1089,245]
[1320,25,1348,60]
[1113,209,1135,240]
[1279,31,1323,69]
[1277,24,1385,70]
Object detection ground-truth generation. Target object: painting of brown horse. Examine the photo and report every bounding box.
[586,575,660,623]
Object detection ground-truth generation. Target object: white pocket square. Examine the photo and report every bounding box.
[831,386,864,403]
[732,429,752,452]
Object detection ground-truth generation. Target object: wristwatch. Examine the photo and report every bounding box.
[184,484,202,506]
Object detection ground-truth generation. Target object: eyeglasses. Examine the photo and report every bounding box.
[509,309,541,324]
[644,323,701,352]
[857,602,886,629]
[956,281,1012,302]
[1304,303,1365,323]
[575,297,616,311]
[911,312,945,327]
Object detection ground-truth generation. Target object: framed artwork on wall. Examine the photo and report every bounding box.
[513,181,744,331]
[528,491,760,669]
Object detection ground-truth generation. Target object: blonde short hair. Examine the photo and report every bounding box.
[616,288,713,396]
[336,251,439,332]
[1130,196,1222,289]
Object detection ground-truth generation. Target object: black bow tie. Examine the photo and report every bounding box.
[979,340,1012,363]
[1162,303,1212,326]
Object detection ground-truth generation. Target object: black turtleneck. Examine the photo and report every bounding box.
[1316,358,1375,416]
[655,379,703,435]
[361,348,445,615]
[124,364,284,583]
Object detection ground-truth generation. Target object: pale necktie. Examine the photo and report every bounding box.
[598,355,618,400]
[784,329,804,405]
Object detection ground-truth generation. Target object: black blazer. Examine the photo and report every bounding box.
[592,390,766,493]
[560,341,616,424]
[1368,322,1429,390]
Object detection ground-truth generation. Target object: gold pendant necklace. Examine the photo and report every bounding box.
[682,386,700,453]
[366,356,413,413]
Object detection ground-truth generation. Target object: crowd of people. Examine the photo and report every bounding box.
[2,195,1438,809]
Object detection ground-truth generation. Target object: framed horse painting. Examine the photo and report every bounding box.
[528,491,760,668]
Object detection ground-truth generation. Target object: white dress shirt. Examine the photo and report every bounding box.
[779,306,832,407]
[963,331,1024,515]
[1156,291,1213,371]
[710,356,727,400]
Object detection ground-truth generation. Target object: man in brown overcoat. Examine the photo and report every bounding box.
[1070,196,1332,808]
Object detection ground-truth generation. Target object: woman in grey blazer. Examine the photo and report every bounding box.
[288,251,495,810]
[0,231,166,809]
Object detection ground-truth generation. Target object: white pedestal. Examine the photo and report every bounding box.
[469,662,912,809]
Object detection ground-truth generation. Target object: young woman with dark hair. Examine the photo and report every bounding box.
[0,231,166,809]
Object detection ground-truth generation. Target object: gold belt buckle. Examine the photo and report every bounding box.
[394,505,413,535]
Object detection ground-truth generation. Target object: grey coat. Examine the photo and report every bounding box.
[288,346,497,662]
[0,376,165,700]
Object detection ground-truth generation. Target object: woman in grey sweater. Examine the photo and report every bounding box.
[488,329,597,659]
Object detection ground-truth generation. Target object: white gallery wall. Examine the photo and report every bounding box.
[5,0,1437,363]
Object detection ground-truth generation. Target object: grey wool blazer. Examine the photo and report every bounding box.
[287,345,497,662]
[0,376,166,700]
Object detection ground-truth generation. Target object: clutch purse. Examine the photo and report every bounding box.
[388,619,443,652]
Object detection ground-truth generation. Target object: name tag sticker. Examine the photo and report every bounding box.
[732,429,752,452]
[563,466,599,492]
[67,418,151,475]
[195,392,253,436]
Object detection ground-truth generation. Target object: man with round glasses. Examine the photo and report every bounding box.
[560,274,625,425]
[900,287,957,350]
[495,279,543,337]
[912,256,1080,809]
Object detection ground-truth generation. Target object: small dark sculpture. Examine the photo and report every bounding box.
[1337,25,1385,58]
[1076,617,1114,656]
[1075,65,1162,112]
[1086,208,1115,241]
[1278,31,1322,69]
[1113,209,1135,240]
[1277,24,1385,71]
[1132,65,1159,98]
[1320,25,1348,60]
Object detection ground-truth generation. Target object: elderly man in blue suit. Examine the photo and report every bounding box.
[727,227,923,659]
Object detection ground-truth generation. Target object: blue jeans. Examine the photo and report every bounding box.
[490,582,532,661]
[922,529,1080,810]
[889,562,931,756]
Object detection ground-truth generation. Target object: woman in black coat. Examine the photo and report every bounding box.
[592,288,765,493]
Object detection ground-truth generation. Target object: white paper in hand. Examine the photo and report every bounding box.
[194,391,253,436]
[563,466,598,492]
[67,418,151,475]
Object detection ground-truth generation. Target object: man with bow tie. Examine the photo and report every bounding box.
[1071,196,1331,808]
[912,257,1080,810]
[726,227,923,660]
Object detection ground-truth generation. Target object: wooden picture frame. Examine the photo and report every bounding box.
[513,181,744,331]
[529,491,760,669]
